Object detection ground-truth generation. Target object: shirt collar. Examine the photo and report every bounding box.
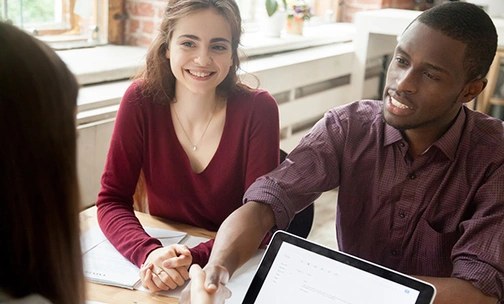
[384,120,403,146]
[432,106,466,161]
[383,107,467,161]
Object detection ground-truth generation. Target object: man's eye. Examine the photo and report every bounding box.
[424,72,437,80]
[396,57,406,65]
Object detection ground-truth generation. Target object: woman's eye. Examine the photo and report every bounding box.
[212,45,227,51]
[182,41,194,47]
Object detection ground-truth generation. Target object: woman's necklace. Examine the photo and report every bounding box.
[172,102,217,151]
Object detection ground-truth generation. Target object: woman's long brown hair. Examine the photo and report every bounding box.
[0,22,85,304]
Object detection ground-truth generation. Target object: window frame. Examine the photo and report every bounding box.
[1,0,113,46]
[108,0,124,45]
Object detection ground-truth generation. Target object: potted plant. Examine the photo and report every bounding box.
[266,0,287,17]
[262,0,288,37]
[286,0,311,35]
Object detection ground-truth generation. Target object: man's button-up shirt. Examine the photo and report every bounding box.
[245,100,504,301]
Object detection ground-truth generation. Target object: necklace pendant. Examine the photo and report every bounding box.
[192,146,197,151]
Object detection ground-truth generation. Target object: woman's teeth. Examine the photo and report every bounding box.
[189,70,211,77]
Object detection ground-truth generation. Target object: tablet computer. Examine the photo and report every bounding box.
[242,230,436,304]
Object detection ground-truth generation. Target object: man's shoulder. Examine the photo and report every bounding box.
[462,108,504,167]
[332,99,382,112]
[329,99,383,122]
[465,108,504,146]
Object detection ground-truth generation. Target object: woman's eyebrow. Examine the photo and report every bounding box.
[177,34,230,44]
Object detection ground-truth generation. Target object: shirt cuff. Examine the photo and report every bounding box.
[452,256,504,301]
[244,176,295,230]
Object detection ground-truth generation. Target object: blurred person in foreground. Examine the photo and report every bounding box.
[0,22,84,304]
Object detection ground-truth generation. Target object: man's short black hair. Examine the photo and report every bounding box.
[415,2,497,81]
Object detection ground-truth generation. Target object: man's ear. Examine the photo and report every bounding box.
[461,78,487,103]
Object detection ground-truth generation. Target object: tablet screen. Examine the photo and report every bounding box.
[243,231,435,304]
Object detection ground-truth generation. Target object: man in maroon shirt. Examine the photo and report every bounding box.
[175,2,504,303]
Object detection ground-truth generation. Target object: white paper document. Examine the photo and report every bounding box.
[81,226,187,289]
[82,230,265,302]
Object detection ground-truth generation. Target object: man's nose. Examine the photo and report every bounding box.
[396,69,417,94]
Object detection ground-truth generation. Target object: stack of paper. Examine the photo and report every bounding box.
[82,228,266,303]
[81,227,187,289]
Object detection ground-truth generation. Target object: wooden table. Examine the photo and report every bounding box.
[81,206,216,304]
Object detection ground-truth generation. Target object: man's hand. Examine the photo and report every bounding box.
[179,263,231,303]
[187,264,231,304]
[139,244,192,292]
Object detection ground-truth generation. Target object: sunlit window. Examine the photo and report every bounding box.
[1,0,107,48]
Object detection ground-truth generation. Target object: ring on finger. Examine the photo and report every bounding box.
[156,268,165,276]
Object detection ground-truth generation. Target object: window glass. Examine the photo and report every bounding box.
[1,0,56,28]
[1,0,106,47]
[236,0,339,30]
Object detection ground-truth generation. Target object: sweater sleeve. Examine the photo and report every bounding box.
[188,90,280,266]
[189,239,214,267]
[244,90,280,189]
[96,81,162,267]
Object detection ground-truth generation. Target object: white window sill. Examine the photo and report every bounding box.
[240,22,355,57]
[60,22,356,125]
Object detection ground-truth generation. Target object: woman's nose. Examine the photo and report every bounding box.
[194,51,212,66]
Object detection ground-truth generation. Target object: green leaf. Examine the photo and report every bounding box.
[265,0,278,17]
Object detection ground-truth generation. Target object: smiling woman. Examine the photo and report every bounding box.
[95,0,280,295]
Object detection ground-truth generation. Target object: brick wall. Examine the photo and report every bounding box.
[125,0,165,47]
[124,0,418,47]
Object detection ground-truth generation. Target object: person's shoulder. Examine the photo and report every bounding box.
[466,108,504,143]
[230,88,277,109]
[329,99,383,121]
[119,79,160,114]
[463,108,504,167]
[0,294,52,304]
[122,79,150,105]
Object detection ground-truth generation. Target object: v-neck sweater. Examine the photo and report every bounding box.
[96,80,280,267]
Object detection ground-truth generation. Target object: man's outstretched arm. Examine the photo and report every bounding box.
[208,201,276,279]
[177,201,276,303]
